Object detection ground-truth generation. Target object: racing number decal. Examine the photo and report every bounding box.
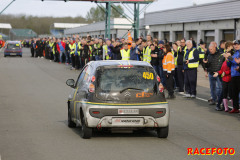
[143,72,154,80]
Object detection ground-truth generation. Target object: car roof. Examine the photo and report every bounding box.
[88,60,152,69]
[7,41,20,44]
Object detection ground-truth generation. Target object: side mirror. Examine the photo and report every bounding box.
[66,79,75,88]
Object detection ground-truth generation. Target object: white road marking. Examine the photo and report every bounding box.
[178,92,234,109]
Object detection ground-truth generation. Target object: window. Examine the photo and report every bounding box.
[152,32,159,39]
[163,32,170,42]
[223,30,234,41]
[76,65,88,87]
[175,31,183,41]
[96,67,156,93]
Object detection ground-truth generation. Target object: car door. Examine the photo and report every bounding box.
[70,66,88,121]
[75,65,94,121]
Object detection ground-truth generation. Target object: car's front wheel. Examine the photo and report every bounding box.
[68,108,76,128]
[80,117,92,139]
[156,126,169,138]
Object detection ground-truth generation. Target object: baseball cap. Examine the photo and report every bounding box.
[158,40,164,45]
[233,40,240,44]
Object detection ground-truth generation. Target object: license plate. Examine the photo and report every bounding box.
[10,53,17,55]
[118,109,139,115]
[112,118,144,126]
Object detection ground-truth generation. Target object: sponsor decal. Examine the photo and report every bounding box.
[187,148,235,156]
[136,92,153,98]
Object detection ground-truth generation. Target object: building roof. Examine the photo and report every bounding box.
[10,29,37,37]
[0,23,12,29]
[64,18,132,35]
[144,0,240,26]
[53,23,87,29]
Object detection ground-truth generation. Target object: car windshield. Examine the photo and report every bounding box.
[7,43,20,49]
[96,66,156,93]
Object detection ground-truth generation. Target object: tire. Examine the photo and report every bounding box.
[80,117,92,139]
[68,107,76,128]
[156,126,169,138]
[20,55,22,57]
[4,55,6,57]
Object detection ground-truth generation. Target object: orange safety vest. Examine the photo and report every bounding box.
[127,32,132,49]
[162,52,175,73]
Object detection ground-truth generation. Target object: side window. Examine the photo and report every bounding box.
[83,66,92,83]
[76,66,88,87]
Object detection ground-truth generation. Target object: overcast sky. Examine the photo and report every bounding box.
[1,0,223,18]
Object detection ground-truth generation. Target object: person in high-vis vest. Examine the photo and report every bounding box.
[93,38,102,61]
[172,43,179,91]
[88,40,94,61]
[143,41,152,63]
[141,39,147,62]
[219,40,226,54]
[69,39,76,70]
[197,41,207,69]
[74,38,80,69]
[183,40,199,98]
[121,43,130,60]
[49,39,54,61]
[162,44,175,99]
[175,38,187,93]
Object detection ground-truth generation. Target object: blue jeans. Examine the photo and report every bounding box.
[59,50,67,63]
[153,65,160,77]
[158,66,166,87]
[209,74,222,104]
[95,55,102,61]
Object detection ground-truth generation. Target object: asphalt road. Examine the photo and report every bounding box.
[0,48,240,160]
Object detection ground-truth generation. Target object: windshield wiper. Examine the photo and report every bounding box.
[119,87,143,93]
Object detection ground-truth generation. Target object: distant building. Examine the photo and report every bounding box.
[64,18,133,39]
[10,29,37,40]
[64,0,240,46]
[0,23,12,40]
[50,23,87,38]
[144,0,240,45]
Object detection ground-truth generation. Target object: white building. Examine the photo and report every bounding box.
[64,18,133,39]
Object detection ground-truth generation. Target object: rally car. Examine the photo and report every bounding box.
[4,41,22,57]
[66,60,169,139]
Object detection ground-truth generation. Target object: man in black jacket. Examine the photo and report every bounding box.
[158,40,165,86]
[176,38,187,93]
[204,44,225,110]
[110,40,121,60]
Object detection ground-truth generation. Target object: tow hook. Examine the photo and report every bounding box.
[149,118,159,127]
[97,118,106,130]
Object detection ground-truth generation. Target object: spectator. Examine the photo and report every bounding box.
[176,38,187,93]
[226,40,240,113]
[150,44,160,75]
[204,44,225,110]
[162,44,175,99]
[158,40,165,86]
[130,40,139,61]
[219,40,226,54]
[183,40,199,98]
[213,41,233,112]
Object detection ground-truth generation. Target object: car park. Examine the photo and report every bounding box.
[66,60,169,139]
